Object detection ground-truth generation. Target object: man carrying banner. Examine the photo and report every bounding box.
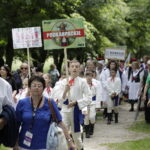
[53,59,92,150]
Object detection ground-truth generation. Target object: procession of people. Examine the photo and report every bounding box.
[0,55,150,150]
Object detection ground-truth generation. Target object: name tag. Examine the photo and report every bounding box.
[23,131,33,147]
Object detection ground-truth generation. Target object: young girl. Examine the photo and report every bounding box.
[42,73,53,98]
[106,69,121,124]
[14,78,29,104]
[84,71,100,138]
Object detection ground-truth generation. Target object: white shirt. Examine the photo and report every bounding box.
[43,86,53,99]
[100,68,120,101]
[106,77,121,97]
[52,76,92,112]
[92,79,103,107]
[15,88,28,101]
[0,77,13,113]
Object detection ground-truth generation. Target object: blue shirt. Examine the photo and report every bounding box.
[16,97,62,149]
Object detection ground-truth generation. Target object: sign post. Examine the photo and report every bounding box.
[42,18,85,78]
[105,47,126,60]
[64,48,69,80]
[12,27,42,78]
[27,45,31,78]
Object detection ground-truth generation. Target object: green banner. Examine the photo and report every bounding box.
[42,18,85,50]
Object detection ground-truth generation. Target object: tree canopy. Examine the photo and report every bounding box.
[0,0,149,70]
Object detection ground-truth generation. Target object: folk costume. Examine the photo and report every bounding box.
[100,68,120,118]
[53,76,92,150]
[43,86,53,99]
[106,76,121,124]
[127,67,144,111]
[84,78,101,138]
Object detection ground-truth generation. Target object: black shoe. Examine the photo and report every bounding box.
[103,108,108,118]
[85,133,90,138]
[129,103,134,112]
[85,125,90,138]
[107,113,111,125]
[129,108,134,112]
[115,113,118,123]
[111,110,114,121]
[89,123,94,135]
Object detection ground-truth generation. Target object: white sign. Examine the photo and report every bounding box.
[12,27,42,49]
[105,48,126,60]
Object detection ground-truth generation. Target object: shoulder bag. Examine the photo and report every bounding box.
[46,99,68,150]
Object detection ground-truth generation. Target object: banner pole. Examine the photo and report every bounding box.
[27,46,31,78]
[64,47,69,82]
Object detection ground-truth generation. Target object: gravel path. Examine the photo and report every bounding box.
[84,103,150,150]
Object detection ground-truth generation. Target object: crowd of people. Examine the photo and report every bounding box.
[0,55,150,150]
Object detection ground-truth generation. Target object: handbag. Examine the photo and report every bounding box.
[46,99,68,150]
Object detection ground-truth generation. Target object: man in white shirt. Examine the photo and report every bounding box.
[52,60,92,150]
[0,77,13,129]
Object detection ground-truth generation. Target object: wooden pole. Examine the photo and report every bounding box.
[27,46,31,78]
[64,47,69,81]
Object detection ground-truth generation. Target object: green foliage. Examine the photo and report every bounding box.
[0,0,150,68]
[126,0,150,57]
[70,13,99,57]
[78,0,129,56]
[0,40,7,46]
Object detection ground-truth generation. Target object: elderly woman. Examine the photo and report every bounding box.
[14,76,75,150]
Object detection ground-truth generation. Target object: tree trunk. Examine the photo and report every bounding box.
[30,48,47,67]
[0,47,5,67]
[53,50,64,73]
[6,33,14,69]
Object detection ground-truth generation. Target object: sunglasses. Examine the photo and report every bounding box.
[21,67,28,70]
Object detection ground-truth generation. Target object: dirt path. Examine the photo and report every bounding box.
[84,103,150,150]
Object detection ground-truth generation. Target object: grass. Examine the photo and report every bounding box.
[96,110,103,121]
[129,120,150,134]
[105,120,150,150]
[107,138,150,150]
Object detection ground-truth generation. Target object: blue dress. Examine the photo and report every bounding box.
[16,97,62,149]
